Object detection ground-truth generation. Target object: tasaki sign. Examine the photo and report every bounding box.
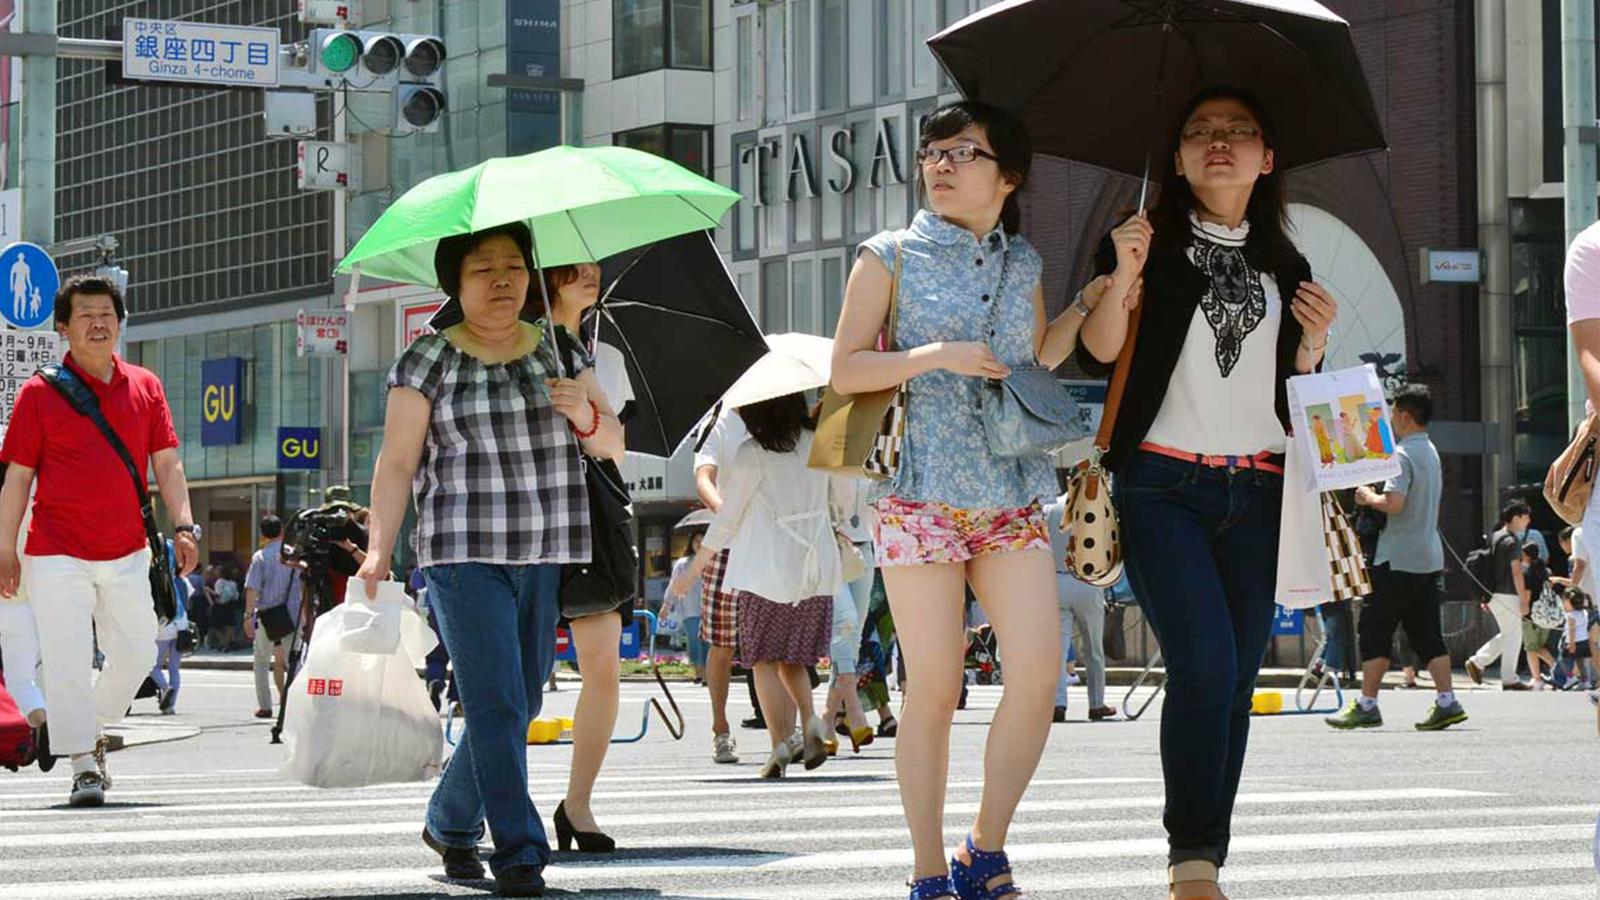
[200,357,244,446]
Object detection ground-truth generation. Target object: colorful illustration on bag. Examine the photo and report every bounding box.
[1306,405,1337,467]
[1287,364,1403,493]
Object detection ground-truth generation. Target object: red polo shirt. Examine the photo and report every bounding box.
[0,354,179,561]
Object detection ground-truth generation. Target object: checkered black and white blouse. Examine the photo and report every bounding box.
[387,329,591,569]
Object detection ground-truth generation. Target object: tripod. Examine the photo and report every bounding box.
[269,566,336,745]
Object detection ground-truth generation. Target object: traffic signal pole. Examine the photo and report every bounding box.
[18,0,55,245]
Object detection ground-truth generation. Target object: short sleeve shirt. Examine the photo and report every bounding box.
[0,354,178,560]
[858,210,1062,510]
[693,405,749,472]
[1374,432,1444,574]
[245,540,303,620]
[387,328,590,569]
[1491,529,1522,596]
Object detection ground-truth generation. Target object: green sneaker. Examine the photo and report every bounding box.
[1325,700,1383,730]
[1414,700,1468,731]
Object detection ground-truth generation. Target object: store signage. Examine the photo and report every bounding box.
[296,309,348,356]
[121,19,280,88]
[1272,605,1304,636]
[277,427,322,470]
[739,113,913,207]
[200,357,244,446]
[1419,248,1481,285]
[0,330,59,441]
[398,299,444,349]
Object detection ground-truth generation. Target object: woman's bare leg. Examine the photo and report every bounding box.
[564,613,622,832]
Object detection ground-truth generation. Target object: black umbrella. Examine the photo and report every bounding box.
[428,230,766,457]
[591,231,768,457]
[929,0,1385,194]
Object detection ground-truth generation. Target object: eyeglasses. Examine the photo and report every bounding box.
[1181,125,1262,144]
[916,144,998,167]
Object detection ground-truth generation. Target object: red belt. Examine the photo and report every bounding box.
[1138,442,1286,475]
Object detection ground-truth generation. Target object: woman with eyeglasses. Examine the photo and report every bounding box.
[1074,88,1338,900]
[830,100,1110,900]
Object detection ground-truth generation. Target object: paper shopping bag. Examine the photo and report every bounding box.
[1275,447,1333,610]
[1285,364,1403,493]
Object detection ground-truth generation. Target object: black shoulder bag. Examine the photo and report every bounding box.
[552,330,639,620]
[36,364,178,625]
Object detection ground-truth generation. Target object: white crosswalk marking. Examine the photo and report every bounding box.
[1,749,1592,900]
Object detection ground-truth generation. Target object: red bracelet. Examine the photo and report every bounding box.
[573,399,601,439]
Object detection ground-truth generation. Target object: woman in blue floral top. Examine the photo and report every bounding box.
[830,102,1112,900]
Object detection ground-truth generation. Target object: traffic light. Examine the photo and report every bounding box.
[392,35,447,134]
[309,29,444,90]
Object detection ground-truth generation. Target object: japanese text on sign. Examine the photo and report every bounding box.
[0,331,61,441]
[296,310,349,357]
[122,19,280,88]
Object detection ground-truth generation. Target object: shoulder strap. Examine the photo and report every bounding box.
[37,364,158,519]
[1094,298,1143,452]
[883,235,904,351]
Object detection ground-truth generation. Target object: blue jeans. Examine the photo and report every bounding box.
[1115,450,1282,868]
[422,563,561,875]
[683,616,706,668]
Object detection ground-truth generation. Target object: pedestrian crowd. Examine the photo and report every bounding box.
[1,80,1598,900]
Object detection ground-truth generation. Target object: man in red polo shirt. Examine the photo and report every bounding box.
[0,274,198,807]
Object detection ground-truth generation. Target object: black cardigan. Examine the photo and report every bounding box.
[1078,234,1314,473]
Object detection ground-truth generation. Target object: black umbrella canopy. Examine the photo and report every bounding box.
[593,230,768,458]
[928,0,1386,177]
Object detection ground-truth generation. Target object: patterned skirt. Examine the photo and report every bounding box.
[737,593,833,667]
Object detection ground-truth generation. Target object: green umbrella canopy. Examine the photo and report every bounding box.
[336,145,741,287]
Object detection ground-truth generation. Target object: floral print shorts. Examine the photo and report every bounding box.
[871,496,1050,567]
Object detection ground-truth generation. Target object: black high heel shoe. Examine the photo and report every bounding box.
[554,800,616,853]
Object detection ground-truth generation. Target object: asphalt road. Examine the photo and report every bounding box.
[1,667,1595,899]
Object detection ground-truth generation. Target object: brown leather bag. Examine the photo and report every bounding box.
[1545,413,1600,525]
[809,237,906,479]
[1061,298,1142,586]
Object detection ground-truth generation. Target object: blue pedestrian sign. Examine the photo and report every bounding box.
[0,243,57,331]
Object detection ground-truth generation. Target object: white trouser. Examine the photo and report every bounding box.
[1469,593,1525,685]
[253,622,287,711]
[25,550,156,756]
[1056,574,1107,708]
[0,592,45,717]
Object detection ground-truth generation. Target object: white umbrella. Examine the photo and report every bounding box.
[719,332,834,409]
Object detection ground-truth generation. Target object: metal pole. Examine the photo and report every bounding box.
[18,0,53,244]
[1477,0,1513,527]
[1564,0,1598,433]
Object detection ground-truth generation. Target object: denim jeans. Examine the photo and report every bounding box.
[1115,450,1282,868]
[422,562,561,875]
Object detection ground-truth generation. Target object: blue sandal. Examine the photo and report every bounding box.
[950,835,1022,899]
[908,874,957,899]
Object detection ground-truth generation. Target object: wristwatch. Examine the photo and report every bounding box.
[1070,291,1092,318]
[175,524,203,542]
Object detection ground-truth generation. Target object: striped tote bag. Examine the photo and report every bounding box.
[1320,493,1372,602]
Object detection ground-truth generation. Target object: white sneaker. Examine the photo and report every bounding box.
[758,745,789,779]
[712,732,739,765]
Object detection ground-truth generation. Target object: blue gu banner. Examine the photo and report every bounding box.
[277,427,322,471]
[200,357,244,446]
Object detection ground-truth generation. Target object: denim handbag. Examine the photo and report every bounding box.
[976,251,1086,458]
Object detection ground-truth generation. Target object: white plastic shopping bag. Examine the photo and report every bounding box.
[1285,364,1402,493]
[280,584,443,788]
[1275,444,1334,610]
[337,580,411,655]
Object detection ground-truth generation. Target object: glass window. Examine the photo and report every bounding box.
[763,4,787,123]
[822,255,844,337]
[791,258,816,335]
[761,260,790,332]
[671,0,712,70]
[616,124,712,176]
[737,15,756,120]
[819,0,847,111]
[615,0,665,78]
[878,0,906,97]
[791,0,814,115]
[848,0,874,107]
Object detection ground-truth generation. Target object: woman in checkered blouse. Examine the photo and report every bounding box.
[356,222,624,897]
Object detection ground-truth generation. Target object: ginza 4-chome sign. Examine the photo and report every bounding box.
[740,116,917,206]
[121,19,280,88]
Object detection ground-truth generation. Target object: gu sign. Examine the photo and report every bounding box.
[200,357,244,446]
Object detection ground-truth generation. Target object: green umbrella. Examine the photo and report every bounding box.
[336,145,741,286]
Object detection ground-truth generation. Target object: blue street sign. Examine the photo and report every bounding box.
[1272,606,1304,636]
[0,242,58,330]
[277,427,322,471]
[554,622,643,662]
[201,358,244,446]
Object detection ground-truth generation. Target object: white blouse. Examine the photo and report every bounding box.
[1144,215,1288,456]
[703,429,844,605]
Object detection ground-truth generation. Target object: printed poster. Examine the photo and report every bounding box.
[1286,364,1402,493]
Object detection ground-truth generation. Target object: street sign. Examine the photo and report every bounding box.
[0,242,57,330]
[296,141,349,190]
[200,357,245,446]
[0,330,60,441]
[296,309,348,356]
[0,190,21,248]
[1419,248,1481,285]
[121,19,280,88]
[1272,605,1304,636]
[398,299,442,348]
[277,427,322,471]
